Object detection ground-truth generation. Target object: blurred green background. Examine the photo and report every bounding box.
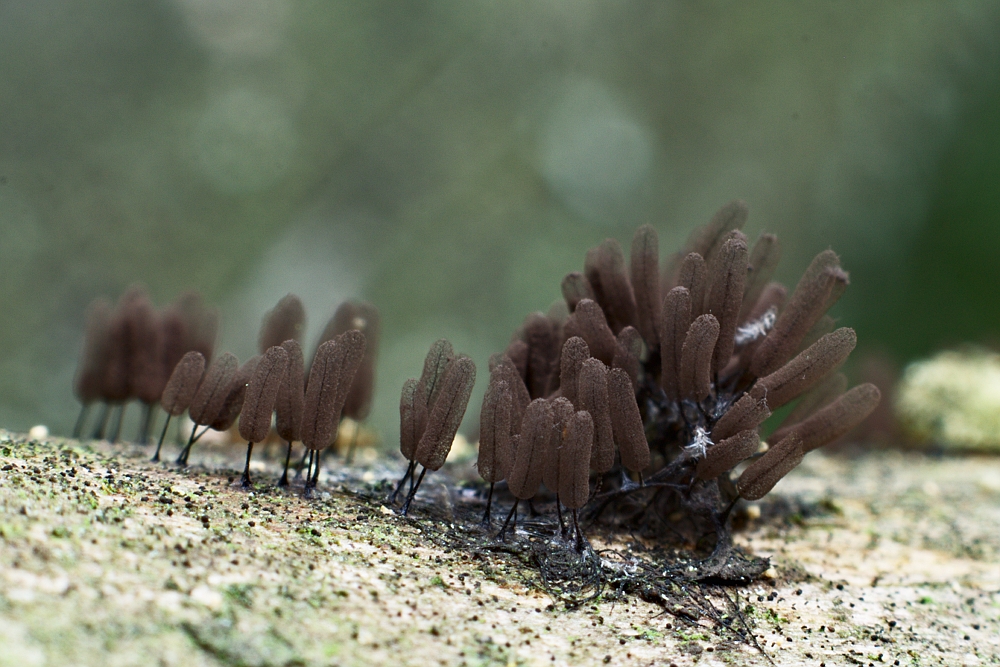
[2,1,999,444]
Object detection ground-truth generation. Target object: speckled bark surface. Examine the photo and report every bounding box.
[1,431,998,666]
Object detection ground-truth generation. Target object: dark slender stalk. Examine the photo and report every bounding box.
[240,442,255,489]
[556,497,566,537]
[496,500,519,541]
[390,460,416,504]
[152,415,172,462]
[573,509,584,552]
[294,447,310,480]
[309,450,322,489]
[407,461,418,496]
[176,422,199,466]
[481,482,495,527]
[718,495,740,525]
[91,403,111,440]
[401,466,427,516]
[109,404,126,443]
[619,468,641,493]
[303,450,319,493]
[278,440,293,487]
[581,473,692,525]
[72,404,90,439]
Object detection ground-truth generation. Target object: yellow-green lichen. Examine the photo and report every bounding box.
[895,348,1000,450]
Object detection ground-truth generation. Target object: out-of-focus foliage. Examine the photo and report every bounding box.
[849,84,1000,359]
[1,1,999,442]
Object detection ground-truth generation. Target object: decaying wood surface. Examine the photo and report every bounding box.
[1,431,998,666]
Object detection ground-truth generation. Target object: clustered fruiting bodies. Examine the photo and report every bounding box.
[396,201,880,550]
[73,288,217,445]
[393,340,477,514]
[73,291,379,490]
